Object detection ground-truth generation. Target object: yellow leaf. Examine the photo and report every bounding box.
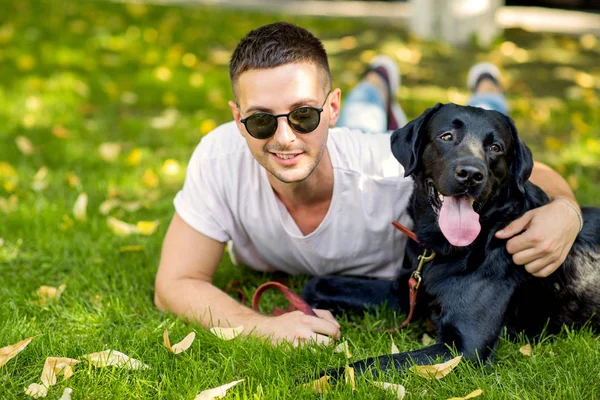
[98,142,121,162]
[136,220,159,235]
[126,148,143,166]
[210,326,244,341]
[370,381,406,399]
[15,136,34,155]
[51,125,69,139]
[194,379,245,400]
[422,333,434,346]
[142,169,159,188]
[200,119,217,135]
[163,330,196,354]
[344,365,356,391]
[303,375,330,394]
[84,350,149,370]
[40,357,80,387]
[119,245,144,253]
[36,284,66,305]
[0,162,16,178]
[410,355,462,380]
[161,159,181,176]
[334,340,352,358]
[24,383,48,398]
[520,344,532,356]
[107,217,138,236]
[65,172,80,189]
[446,389,484,400]
[73,193,87,222]
[0,336,36,367]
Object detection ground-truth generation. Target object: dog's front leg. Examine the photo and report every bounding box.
[322,343,453,379]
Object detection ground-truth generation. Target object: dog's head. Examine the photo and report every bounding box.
[391,103,533,247]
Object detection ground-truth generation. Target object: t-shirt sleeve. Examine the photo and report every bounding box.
[173,140,231,243]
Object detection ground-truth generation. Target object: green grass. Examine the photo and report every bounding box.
[1,0,600,398]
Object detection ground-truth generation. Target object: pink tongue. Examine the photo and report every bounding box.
[438,196,481,247]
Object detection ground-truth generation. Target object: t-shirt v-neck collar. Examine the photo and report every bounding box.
[265,138,339,239]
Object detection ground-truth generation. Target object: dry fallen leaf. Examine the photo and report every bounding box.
[344,365,356,391]
[40,357,80,386]
[84,350,149,370]
[520,344,532,356]
[390,335,399,354]
[136,220,159,235]
[303,375,330,394]
[16,136,34,155]
[194,378,245,400]
[73,193,88,222]
[334,340,352,358]
[371,381,406,399]
[98,142,121,162]
[24,383,48,398]
[410,356,462,380]
[99,199,121,215]
[422,333,434,346]
[210,326,244,341]
[36,284,66,305]
[32,166,49,192]
[0,336,36,367]
[163,330,196,354]
[107,217,138,236]
[446,388,484,400]
[58,388,73,400]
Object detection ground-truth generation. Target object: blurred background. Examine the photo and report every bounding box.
[0,0,598,227]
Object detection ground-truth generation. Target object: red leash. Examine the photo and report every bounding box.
[251,281,317,317]
[249,221,435,330]
[392,221,436,329]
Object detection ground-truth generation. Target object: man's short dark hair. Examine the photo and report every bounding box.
[229,22,331,99]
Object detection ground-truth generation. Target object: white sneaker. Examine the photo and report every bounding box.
[367,55,407,129]
[467,62,502,92]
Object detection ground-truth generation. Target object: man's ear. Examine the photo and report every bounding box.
[390,103,443,177]
[496,112,533,195]
[327,88,342,127]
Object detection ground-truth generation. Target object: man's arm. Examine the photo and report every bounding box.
[495,161,581,277]
[154,212,341,345]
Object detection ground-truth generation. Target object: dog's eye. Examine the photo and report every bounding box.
[489,144,502,153]
[440,133,453,141]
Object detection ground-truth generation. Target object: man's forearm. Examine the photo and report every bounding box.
[155,278,266,330]
[530,161,580,211]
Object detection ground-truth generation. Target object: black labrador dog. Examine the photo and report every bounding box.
[303,103,600,376]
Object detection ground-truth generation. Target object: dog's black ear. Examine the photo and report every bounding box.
[499,113,533,194]
[390,103,443,177]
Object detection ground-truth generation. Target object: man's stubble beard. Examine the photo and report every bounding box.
[265,138,328,184]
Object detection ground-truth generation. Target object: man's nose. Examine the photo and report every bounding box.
[272,117,296,143]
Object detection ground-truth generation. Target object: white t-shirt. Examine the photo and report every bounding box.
[174,121,414,280]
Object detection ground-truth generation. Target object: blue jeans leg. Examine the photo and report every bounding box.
[337,81,387,133]
[467,92,509,116]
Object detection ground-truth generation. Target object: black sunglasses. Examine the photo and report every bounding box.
[239,92,331,140]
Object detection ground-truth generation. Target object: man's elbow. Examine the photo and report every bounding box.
[154,280,169,312]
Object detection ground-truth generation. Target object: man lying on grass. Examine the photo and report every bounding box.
[154,22,582,346]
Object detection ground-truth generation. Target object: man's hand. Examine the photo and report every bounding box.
[495,200,580,277]
[248,309,341,347]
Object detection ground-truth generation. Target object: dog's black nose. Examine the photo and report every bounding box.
[455,165,485,185]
